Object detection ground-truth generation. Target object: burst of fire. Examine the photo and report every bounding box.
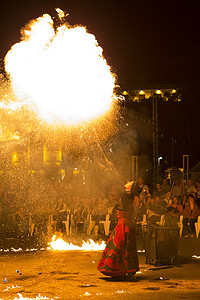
[4,9,117,126]
[48,235,106,251]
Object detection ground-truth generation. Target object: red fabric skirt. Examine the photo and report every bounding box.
[97,210,139,277]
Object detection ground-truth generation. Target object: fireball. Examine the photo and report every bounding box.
[4,9,117,126]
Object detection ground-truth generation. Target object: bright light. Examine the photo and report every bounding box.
[4,10,116,126]
[12,152,18,164]
[139,90,145,95]
[122,90,128,95]
[172,89,176,94]
[156,89,162,95]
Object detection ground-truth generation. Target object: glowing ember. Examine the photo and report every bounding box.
[13,294,53,300]
[4,9,116,125]
[192,255,200,259]
[3,285,20,292]
[48,235,106,251]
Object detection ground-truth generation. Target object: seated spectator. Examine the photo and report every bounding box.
[107,187,121,232]
[132,195,146,223]
[161,178,171,195]
[92,196,108,237]
[107,187,119,212]
[147,196,166,225]
[168,196,183,213]
[145,195,153,212]
[71,196,86,234]
[53,195,68,234]
[153,183,165,200]
[137,177,149,203]
[81,196,92,234]
[92,197,108,221]
[182,194,189,209]
[2,191,17,237]
[70,195,81,213]
[164,191,172,205]
[90,195,97,212]
[182,194,200,237]
[166,196,183,225]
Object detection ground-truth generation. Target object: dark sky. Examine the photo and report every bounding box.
[1,0,200,88]
[0,0,200,168]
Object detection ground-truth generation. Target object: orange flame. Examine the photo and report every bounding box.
[48,235,106,251]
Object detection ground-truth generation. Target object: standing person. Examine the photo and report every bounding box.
[153,183,165,200]
[182,194,189,209]
[97,181,141,280]
[194,181,200,208]
[137,177,149,203]
[171,179,183,202]
[184,179,196,196]
[161,178,171,195]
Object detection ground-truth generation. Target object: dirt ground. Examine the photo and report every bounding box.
[0,237,200,300]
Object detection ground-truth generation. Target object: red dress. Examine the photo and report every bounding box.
[97,210,139,277]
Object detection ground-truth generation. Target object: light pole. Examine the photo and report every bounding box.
[152,92,159,189]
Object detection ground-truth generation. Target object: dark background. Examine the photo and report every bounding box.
[0,0,200,168]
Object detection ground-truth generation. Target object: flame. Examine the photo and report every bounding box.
[13,294,52,300]
[4,10,116,126]
[48,235,106,251]
[55,8,66,19]
[192,255,200,259]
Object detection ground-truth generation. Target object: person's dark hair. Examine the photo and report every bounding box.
[130,182,142,196]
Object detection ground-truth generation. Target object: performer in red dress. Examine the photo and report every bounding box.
[97,181,141,279]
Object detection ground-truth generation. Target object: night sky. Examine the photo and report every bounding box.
[0,0,200,167]
[1,0,199,86]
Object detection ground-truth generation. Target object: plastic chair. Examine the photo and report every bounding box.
[195,216,200,238]
[99,214,111,236]
[159,214,165,226]
[62,212,71,236]
[178,215,183,237]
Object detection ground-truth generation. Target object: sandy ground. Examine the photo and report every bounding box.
[0,237,200,300]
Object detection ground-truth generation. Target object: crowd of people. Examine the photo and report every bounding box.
[51,177,200,238]
[0,177,200,242]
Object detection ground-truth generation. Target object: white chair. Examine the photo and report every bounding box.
[29,214,35,236]
[87,214,95,236]
[88,213,111,237]
[62,212,71,236]
[99,214,111,236]
[49,214,57,235]
[136,214,147,234]
[195,216,200,238]
[47,214,53,236]
[159,214,165,226]
[178,215,183,237]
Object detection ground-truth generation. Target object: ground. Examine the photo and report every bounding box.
[0,237,200,300]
